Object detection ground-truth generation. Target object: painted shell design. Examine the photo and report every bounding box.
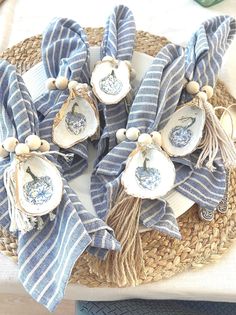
[161,101,206,157]
[99,70,123,95]
[169,117,195,148]
[53,89,99,149]
[23,167,53,205]
[135,157,161,190]
[91,57,131,105]
[65,103,87,135]
[122,145,175,199]
[16,155,63,216]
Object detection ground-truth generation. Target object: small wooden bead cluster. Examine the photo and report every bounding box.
[186,81,214,102]
[46,77,89,92]
[116,127,162,147]
[0,135,50,158]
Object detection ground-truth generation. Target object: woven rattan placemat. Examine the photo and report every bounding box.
[0,28,235,287]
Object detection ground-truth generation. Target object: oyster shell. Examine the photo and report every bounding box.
[53,90,99,149]
[16,155,63,216]
[122,145,175,199]
[91,58,131,105]
[161,101,206,157]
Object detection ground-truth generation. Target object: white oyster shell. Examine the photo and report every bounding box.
[91,58,131,105]
[53,94,99,149]
[16,156,63,216]
[121,146,176,199]
[161,101,206,157]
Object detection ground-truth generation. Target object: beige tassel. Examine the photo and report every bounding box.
[88,187,145,287]
[196,99,236,170]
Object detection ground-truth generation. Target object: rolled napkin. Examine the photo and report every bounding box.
[172,15,236,219]
[35,17,95,181]
[90,43,186,286]
[0,60,120,311]
[91,4,136,165]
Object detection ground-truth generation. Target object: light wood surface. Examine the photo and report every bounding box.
[0,294,75,315]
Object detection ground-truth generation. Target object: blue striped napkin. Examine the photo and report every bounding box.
[94,5,136,166]
[91,15,236,238]
[91,43,185,238]
[35,17,91,181]
[174,15,236,210]
[0,60,120,311]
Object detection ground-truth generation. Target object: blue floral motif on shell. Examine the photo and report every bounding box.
[23,168,53,205]
[135,166,161,190]
[99,70,122,95]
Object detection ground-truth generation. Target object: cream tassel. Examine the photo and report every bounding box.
[196,99,236,170]
[3,165,36,233]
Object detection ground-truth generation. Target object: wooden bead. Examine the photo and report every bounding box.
[0,145,9,158]
[138,133,152,146]
[3,137,19,152]
[39,140,50,152]
[197,91,208,102]
[25,135,41,151]
[150,131,162,146]
[186,81,200,95]
[15,143,30,155]
[68,80,79,91]
[126,127,140,141]
[45,78,56,90]
[201,85,214,99]
[102,56,114,62]
[55,76,68,90]
[116,128,126,144]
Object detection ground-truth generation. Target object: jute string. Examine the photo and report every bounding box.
[0,29,235,288]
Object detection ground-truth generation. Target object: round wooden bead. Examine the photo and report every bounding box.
[25,135,41,151]
[186,81,200,95]
[39,140,50,152]
[102,56,114,62]
[15,143,30,156]
[126,127,140,141]
[45,78,56,90]
[68,80,79,91]
[138,133,152,146]
[55,76,68,90]
[197,91,208,102]
[150,131,162,146]
[3,137,19,152]
[0,145,9,158]
[201,85,213,99]
[116,128,126,144]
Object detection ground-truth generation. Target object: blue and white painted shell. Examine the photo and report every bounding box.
[121,145,175,199]
[91,58,131,105]
[53,90,99,149]
[16,155,63,216]
[161,99,206,157]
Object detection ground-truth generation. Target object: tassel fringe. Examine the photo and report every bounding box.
[88,187,145,287]
[196,100,236,170]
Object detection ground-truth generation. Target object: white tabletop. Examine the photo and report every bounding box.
[0,0,236,303]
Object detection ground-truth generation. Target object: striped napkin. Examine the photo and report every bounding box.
[91,15,236,238]
[0,60,120,311]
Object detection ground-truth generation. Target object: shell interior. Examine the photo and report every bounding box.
[161,103,206,157]
[122,146,176,199]
[53,95,99,149]
[17,156,63,216]
[91,60,131,105]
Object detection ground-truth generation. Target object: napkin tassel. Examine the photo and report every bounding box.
[196,100,236,171]
[102,187,145,286]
